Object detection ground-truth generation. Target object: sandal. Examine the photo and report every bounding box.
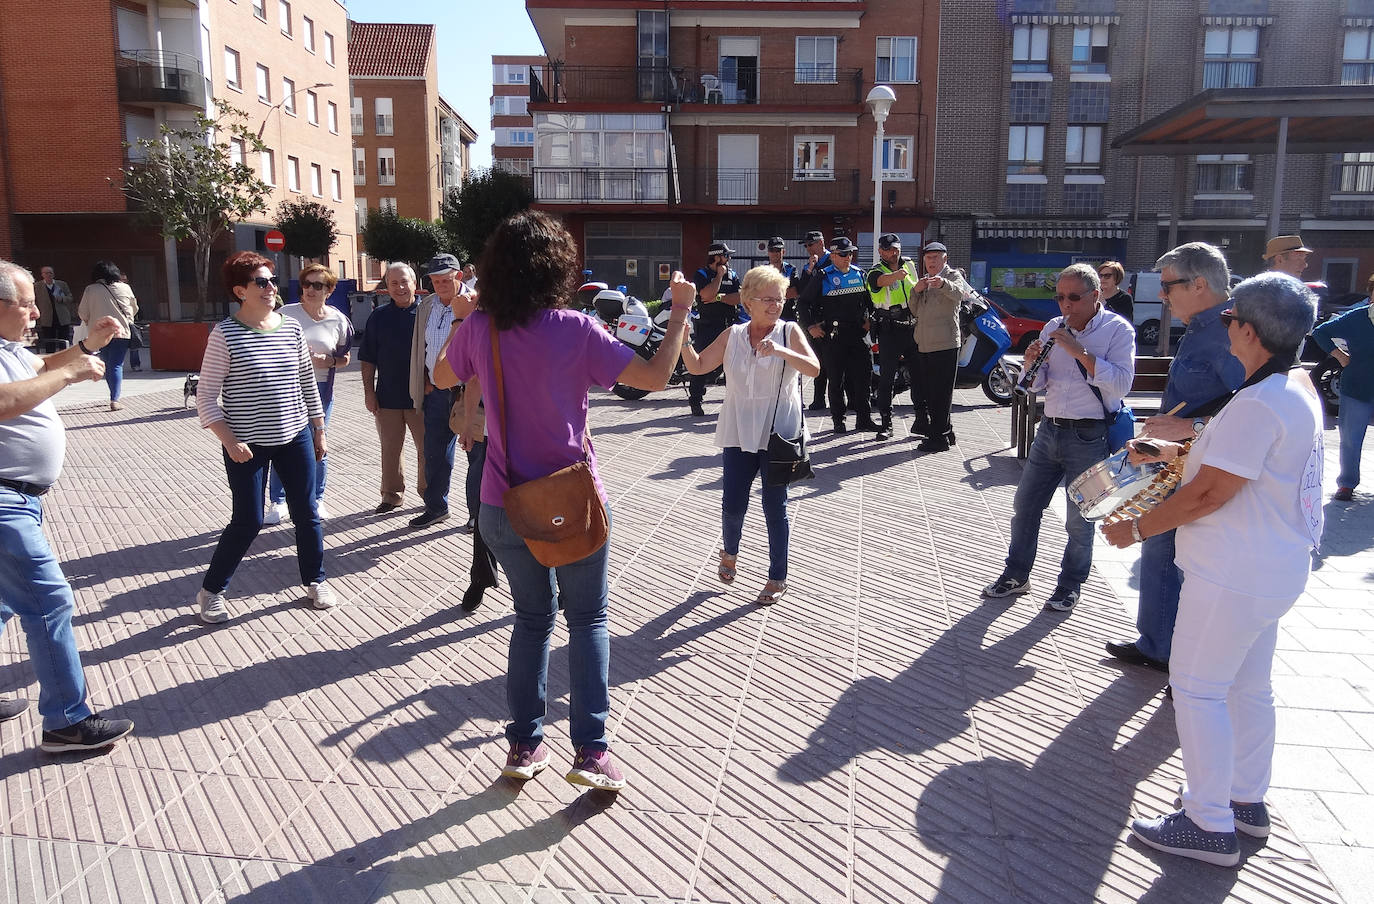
[755,580,787,605]
[717,551,737,584]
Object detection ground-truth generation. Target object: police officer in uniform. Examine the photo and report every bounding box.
[794,230,831,410]
[689,241,742,416]
[767,237,799,321]
[798,236,878,433]
[866,233,920,441]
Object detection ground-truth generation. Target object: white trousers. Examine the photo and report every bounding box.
[1170,570,1299,833]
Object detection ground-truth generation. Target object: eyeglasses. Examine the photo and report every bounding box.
[1160,277,1192,294]
[0,297,37,310]
[302,280,327,291]
[1097,272,1115,280]
[250,275,280,289]
[752,296,784,306]
[1054,291,1092,303]
[1218,309,1246,328]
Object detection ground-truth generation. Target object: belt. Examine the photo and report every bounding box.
[0,477,50,497]
[1045,416,1106,428]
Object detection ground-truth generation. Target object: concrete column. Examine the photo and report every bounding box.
[1268,116,1289,240]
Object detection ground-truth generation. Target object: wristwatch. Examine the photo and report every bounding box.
[1191,417,1206,437]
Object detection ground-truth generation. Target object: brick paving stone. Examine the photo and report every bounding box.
[0,375,1365,902]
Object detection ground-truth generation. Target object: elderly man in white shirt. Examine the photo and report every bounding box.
[983,262,1136,612]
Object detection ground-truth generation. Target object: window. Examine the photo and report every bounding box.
[302,16,314,52]
[1012,25,1049,73]
[1072,25,1109,73]
[793,135,834,181]
[879,135,913,179]
[256,64,270,102]
[876,37,917,83]
[1343,29,1374,84]
[377,148,396,185]
[1204,26,1259,88]
[379,197,397,214]
[501,64,527,84]
[305,90,318,125]
[491,96,529,118]
[330,169,342,201]
[323,32,335,66]
[354,198,367,230]
[259,148,275,185]
[327,101,338,134]
[1007,124,1045,175]
[229,139,245,168]
[795,36,837,83]
[1336,152,1374,193]
[1195,154,1253,193]
[497,158,533,176]
[350,96,363,134]
[223,48,241,91]
[498,128,535,146]
[281,78,296,115]
[1065,125,1103,171]
[252,0,265,20]
[353,147,366,184]
[310,163,322,197]
[286,155,301,192]
[375,98,393,136]
[278,0,291,35]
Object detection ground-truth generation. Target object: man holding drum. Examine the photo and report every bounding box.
[982,263,1135,612]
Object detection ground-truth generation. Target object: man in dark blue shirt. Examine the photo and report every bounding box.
[360,262,426,514]
[688,241,741,416]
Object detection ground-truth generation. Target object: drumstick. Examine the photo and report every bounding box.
[1164,402,1186,416]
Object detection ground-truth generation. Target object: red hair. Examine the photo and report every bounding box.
[222,251,274,292]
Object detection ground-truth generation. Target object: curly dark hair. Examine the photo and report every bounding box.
[222,251,274,293]
[90,260,122,285]
[476,210,579,330]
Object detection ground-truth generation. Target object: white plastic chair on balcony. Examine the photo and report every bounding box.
[700,74,723,104]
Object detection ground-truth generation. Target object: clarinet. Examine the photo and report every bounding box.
[1015,336,1057,395]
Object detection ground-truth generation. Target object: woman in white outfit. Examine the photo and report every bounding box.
[1103,273,1323,867]
[681,266,820,604]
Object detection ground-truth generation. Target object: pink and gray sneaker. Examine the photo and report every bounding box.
[565,746,627,791]
[500,742,552,780]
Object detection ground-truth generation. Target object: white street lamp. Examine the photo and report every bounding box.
[866,84,897,267]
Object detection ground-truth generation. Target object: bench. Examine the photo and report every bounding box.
[1009,356,1172,460]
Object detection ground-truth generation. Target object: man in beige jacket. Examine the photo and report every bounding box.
[906,241,968,452]
[34,267,75,347]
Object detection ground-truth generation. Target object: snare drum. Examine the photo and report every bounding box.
[1067,449,1163,521]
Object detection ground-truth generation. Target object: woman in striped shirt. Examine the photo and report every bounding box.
[193,252,329,625]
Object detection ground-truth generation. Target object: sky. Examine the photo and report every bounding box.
[343,0,545,169]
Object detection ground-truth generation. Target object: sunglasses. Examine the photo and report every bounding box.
[302,280,328,291]
[1054,291,1092,303]
[833,250,855,257]
[1160,277,1192,293]
[1218,309,1246,328]
[250,275,280,289]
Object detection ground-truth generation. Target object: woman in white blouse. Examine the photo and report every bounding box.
[681,266,820,605]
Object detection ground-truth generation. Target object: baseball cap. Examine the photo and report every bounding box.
[877,233,901,250]
[707,241,736,257]
[767,236,786,251]
[803,230,826,245]
[426,253,461,275]
[829,236,857,253]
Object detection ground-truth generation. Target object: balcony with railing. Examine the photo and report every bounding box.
[1202,59,1259,89]
[533,166,861,208]
[116,50,206,109]
[530,64,863,107]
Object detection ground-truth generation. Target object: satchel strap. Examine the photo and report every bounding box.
[765,321,798,434]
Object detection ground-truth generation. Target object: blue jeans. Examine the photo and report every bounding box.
[1134,529,1182,661]
[1003,420,1108,590]
[100,338,129,401]
[421,387,456,515]
[721,446,790,581]
[0,488,92,730]
[204,428,324,594]
[1337,390,1374,490]
[269,388,333,505]
[479,502,611,751]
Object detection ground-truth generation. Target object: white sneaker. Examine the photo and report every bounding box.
[197,589,230,624]
[306,582,337,610]
[315,501,331,519]
[263,502,287,525]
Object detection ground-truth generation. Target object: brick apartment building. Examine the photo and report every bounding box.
[492,55,545,178]
[931,0,1374,301]
[349,21,478,285]
[0,0,357,319]
[523,0,938,299]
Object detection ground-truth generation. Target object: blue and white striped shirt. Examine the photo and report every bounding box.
[197,315,323,445]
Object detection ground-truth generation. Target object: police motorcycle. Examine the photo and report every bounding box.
[956,289,1019,405]
[579,278,691,401]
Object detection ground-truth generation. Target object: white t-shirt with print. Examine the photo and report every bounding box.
[1176,371,1324,598]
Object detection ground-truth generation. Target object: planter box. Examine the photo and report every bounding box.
[150,321,211,372]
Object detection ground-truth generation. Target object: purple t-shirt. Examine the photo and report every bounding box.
[447,307,635,507]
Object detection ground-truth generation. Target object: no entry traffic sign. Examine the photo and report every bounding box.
[264,229,286,252]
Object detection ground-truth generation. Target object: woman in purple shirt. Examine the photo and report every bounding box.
[447,211,693,791]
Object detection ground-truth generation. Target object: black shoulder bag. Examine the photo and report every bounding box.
[764,323,817,486]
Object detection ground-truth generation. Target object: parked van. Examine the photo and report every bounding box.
[1127,271,1184,349]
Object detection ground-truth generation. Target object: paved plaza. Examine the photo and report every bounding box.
[2,366,1372,904]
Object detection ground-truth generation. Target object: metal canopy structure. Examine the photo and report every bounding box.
[1111,85,1374,157]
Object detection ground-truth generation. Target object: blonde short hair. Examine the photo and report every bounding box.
[739,265,790,301]
[299,263,338,290]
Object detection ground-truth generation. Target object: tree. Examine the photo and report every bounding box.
[115,101,271,321]
[360,208,445,275]
[440,166,534,263]
[274,198,338,262]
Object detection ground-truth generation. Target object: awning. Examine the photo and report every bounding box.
[976,219,1130,240]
